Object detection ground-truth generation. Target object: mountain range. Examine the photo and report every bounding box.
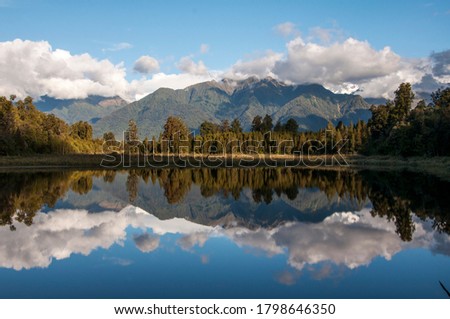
[35,77,373,138]
[34,95,128,124]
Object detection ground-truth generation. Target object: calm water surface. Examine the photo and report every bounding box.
[0,168,449,298]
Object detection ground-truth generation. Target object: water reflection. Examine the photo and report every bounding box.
[1,168,449,297]
[0,205,448,272]
[1,168,449,239]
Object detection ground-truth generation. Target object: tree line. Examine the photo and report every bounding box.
[114,114,369,156]
[0,95,102,155]
[1,83,449,157]
[366,83,450,156]
[116,83,450,157]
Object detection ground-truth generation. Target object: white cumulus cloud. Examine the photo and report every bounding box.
[0,36,446,102]
[177,56,209,75]
[274,37,402,86]
[225,36,429,98]
[224,51,283,80]
[0,39,215,101]
[133,55,160,74]
[0,39,129,99]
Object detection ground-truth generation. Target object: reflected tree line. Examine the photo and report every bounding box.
[360,170,450,241]
[0,170,103,230]
[0,168,449,241]
[122,168,369,205]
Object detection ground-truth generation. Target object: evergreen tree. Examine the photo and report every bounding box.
[200,121,218,136]
[431,87,450,108]
[70,121,93,140]
[285,118,299,134]
[274,120,283,132]
[125,119,138,142]
[220,119,230,132]
[163,116,189,154]
[261,114,273,132]
[392,82,414,124]
[103,132,116,141]
[251,115,262,132]
[231,118,243,134]
[0,95,97,155]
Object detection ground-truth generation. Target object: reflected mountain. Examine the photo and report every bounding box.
[1,168,449,240]
[1,167,449,298]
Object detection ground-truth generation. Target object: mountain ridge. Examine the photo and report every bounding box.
[35,95,128,124]
[94,77,372,138]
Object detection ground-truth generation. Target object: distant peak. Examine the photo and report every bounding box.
[216,76,286,92]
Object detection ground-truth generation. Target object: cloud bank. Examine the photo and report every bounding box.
[0,35,448,101]
[0,39,129,99]
[0,206,448,271]
[226,36,439,98]
[0,39,213,101]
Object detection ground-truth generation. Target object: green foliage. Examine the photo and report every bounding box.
[431,87,450,109]
[163,116,189,140]
[251,115,262,132]
[0,96,100,155]
[367,84,450,156]
[230,118,243,134]
[103,131,116,141]
[200,121,219,136]
[3,83,449,158]
[392,82,414,123]
[261,114,273,132]
[139,112,368,156]
[274,120,283,132]
[70,121,93,140]
[125,119,138,142]
[162,116,189,154]
[285,118,299,133]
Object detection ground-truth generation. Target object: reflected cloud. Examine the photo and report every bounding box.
[178,232,213,251]
[275,270,299,286]
[274,210,403,270]
[133,233,160,253]
[103,256,133,266]
[0,206,448,272]
[308,263,334,281]
[0,206,210,270]
[222,209,449,270]
[215,209,450,271]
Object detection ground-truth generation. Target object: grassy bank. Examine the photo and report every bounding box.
[0,154,449,179]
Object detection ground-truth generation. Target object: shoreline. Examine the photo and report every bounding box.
[0,154,449,179]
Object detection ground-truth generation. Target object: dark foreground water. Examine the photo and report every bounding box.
[0,167,449,298]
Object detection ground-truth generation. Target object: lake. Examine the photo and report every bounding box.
[0,167,449,298]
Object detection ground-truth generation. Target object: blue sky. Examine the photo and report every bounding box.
[0,0,449,100]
